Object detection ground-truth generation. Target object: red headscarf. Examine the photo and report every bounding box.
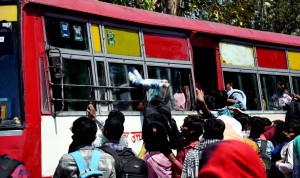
[198,140,266,178]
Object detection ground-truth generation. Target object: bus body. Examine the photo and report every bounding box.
[1,0,300,177]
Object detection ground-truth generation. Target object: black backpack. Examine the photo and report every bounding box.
[142,98,182,151]
[100,146,148,178]
[0,154,22,178]
[285,100,300,122]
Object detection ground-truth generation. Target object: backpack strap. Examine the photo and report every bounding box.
[70,150,103,177]
[99,145,119,161]
[0,154,22,178]
[260,140,267,156]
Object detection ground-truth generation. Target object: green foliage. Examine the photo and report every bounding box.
[99,0,300,36]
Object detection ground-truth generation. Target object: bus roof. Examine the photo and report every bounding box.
[26,0,300,48]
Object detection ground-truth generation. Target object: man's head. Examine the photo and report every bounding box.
[225,82,233,92]
[249,116,266,139]
[203,119,225,140]
[211,90,228,109]
[107,110,125,124]
[180,115,203,141]
[103,119,124,141]
[71,116,97,146]
[282,120,300,142]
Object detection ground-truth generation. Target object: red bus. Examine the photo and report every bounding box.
[1,0,300,177]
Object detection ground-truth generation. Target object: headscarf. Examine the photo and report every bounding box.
[198,140,266,178]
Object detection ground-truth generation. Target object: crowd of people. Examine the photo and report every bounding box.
[50,79,300,178]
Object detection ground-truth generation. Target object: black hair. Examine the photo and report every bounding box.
[107,110,125,124]
[211,90,228,109]
[249,116,266,138]
[234,114,250,130]
[272,120,285,145]
[204,95,216,110]
[261,117,272,126]
[103,119,124,141]
[284,120,300,136]
[183,116,203,140]
[203,119,225,139]
[71,116,97,145]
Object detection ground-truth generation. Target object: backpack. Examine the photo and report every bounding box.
[0,154,22,178]
[100,146,148,178]
[70,150,103,178]
[142,97,182,151]
[259,140,272,176]
[174,93,186,111]
[285,100,300,122]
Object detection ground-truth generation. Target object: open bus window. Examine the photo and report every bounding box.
[0,20,22,127]
[44,17,89,51]
[49,57,93,111]
[223,72,261,110]
[147,66,194,111]
[260,75,291,110]
[108,63,145,111]
[96,62,108,111]
[293,77,300,96]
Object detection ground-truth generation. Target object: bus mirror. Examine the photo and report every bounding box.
[55,64,64,79]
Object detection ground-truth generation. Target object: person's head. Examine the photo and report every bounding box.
[249,116,267,139]
[107,110,125,124]
[211,90,228,109]
[282,120,300,142]
[234,114,251,131]
[272,120,286,145]
[203,119,225,140]
[225,81,233,92]
[204,95,216,110]
[180,115,203,141]
[277,77,288,92]
[261,117,272,126]
[103,119,124,141]
[71,116,97,146]
[198,140,266,178]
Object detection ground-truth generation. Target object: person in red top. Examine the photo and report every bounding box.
[165,115,203,178]
[198,140,266,178]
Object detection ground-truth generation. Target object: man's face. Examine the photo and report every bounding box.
[283,129,296,141]
[180,123,192,138]
[225,83,233,91]
[277,82,285,91]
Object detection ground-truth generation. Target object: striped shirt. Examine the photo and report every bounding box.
[181,139,221,178]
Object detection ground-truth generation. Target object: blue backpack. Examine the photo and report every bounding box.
[70,150,103,178]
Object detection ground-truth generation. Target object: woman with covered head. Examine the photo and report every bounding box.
[198,140,266,178]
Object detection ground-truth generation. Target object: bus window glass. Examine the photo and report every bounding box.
[220,43,255,67]
[148,66,194,110]
[91,24,102,53]
[45,17,89,51]
[0,6,22,128]
[49,57,93,111]
[288,51,300,70]
[104,26,141,57]
[256,48,287,69]
[96,62,108,111]
[293,77,300,95]
[109,63,144,111]
[144,32,189,61]
[260,75,290,110]
[223,72,261,110]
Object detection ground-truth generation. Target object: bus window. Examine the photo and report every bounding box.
[96,62,108,111]
[223,72,261,110]
[293,77,300,95]
[147,66,194,111]
[44,17,89,51]
[0,6,22,128]
[49,57,93,111]
[260,75,291,110]
[108,63,145,111]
